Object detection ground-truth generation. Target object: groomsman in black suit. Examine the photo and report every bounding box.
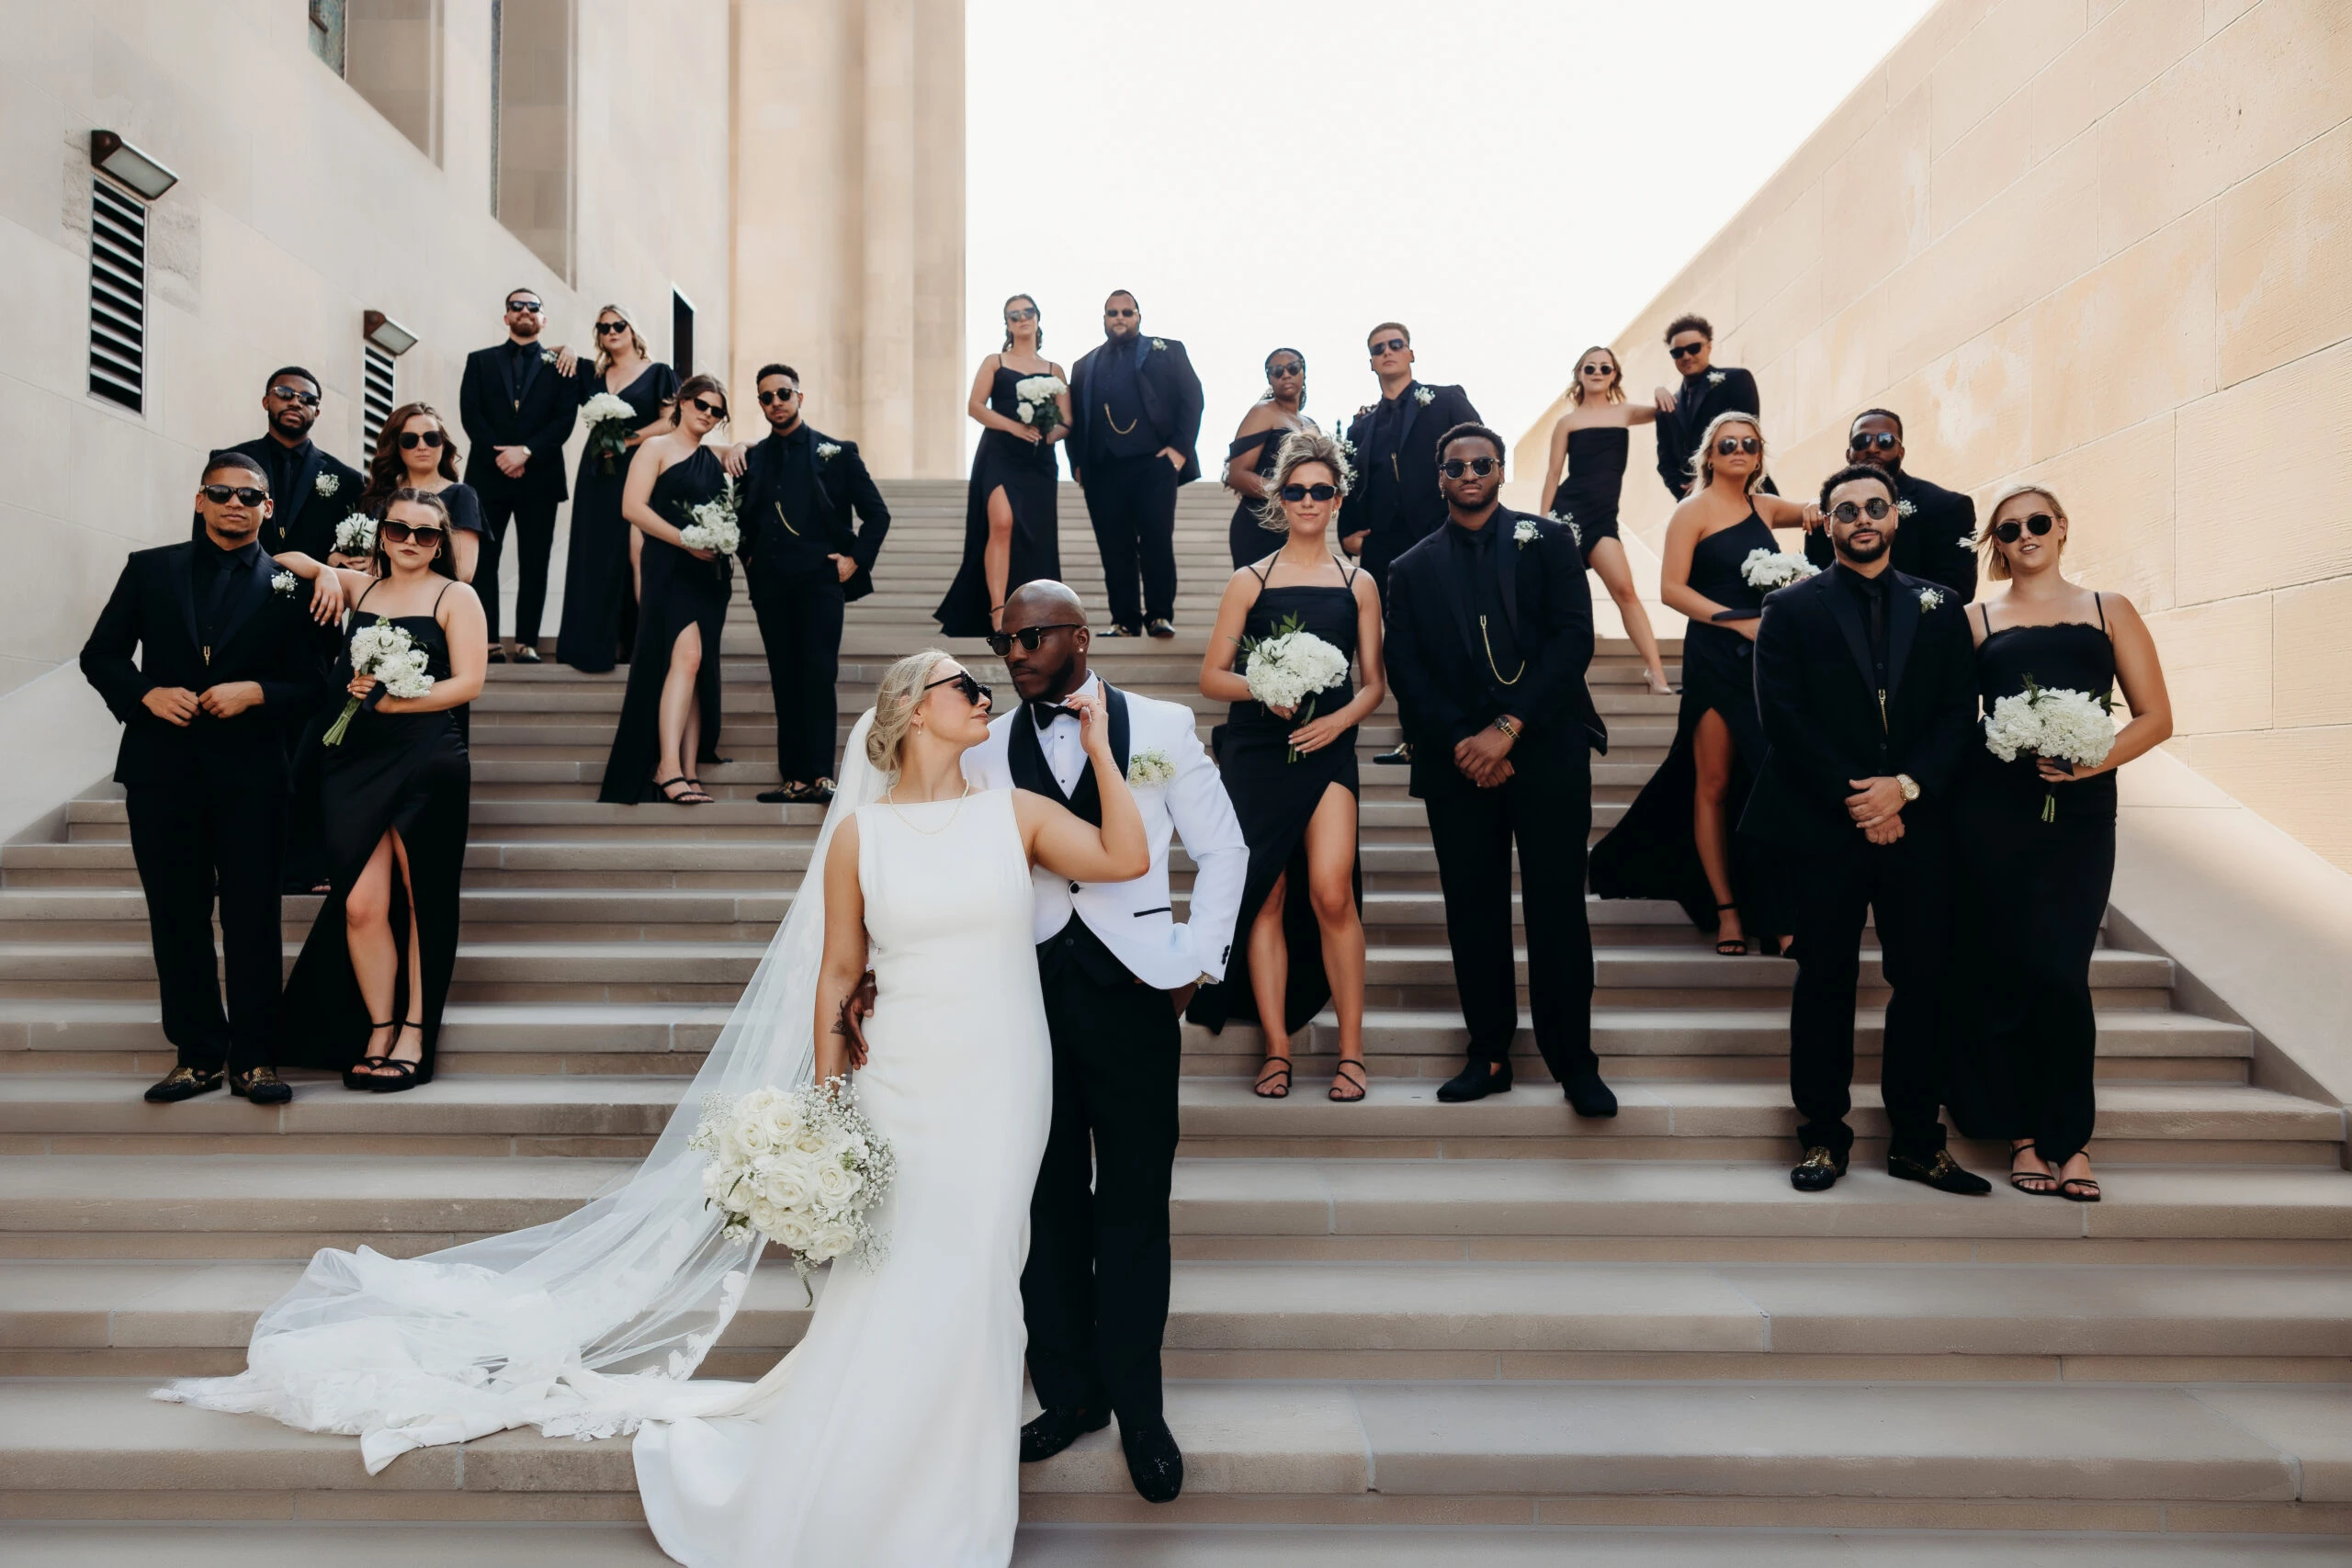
[1382,424,1616,1118]
[458,287,578,662]
[224,367,364,559]
[1065,291,1204,639]
[1650,314,1769,500]
[80,453,335,1106]
[1339,322,1480,593]
[1801,409,1979,601]
[1740,464,1990,1196]
[737,364,891,805]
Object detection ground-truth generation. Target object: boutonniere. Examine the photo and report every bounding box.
[539,347,559,366]
[1706,370,1726,386]
[1917,587,1947,612]
[1126,750,1175,786]
[1547,511,1580,547]
[1149,337,1167,352]
[816,441,842,462]
[271,570,300,598]
[313,473,340,498]
[1895,497,1917,517]
[1413,386,1435,407]
[1957,533,1979,552]
[1514,518,1544,548]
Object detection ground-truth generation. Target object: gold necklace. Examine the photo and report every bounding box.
[1479,615,1525,684]
[883,781,972,834]
[1103,403,1137,436]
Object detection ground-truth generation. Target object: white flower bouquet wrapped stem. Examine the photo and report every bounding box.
[333,513,378,558]
[1012,375,1065,437]
[580,391,639,475]
[1983,674,2116,821]
[1238,612,1351,762]
[323,619,435,745]
[678,477,741,557]
[688,1078,897,1300]
[1741,547,1819,590]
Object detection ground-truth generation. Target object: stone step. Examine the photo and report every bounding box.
[4,1379,2345,1529]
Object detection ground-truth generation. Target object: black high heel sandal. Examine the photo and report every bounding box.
[2009,1140,2059,1195]
[370,1021,430,1094]
[343,1021,396,1090]
[1713,902,1747,957]
[683,777,715,803]
[656,777,709,805]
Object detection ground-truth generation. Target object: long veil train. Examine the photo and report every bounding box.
[158,714,892,1474]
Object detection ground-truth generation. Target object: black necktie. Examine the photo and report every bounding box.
[1031,702,1078,729]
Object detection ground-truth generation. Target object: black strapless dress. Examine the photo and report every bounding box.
[560,360,677,672]
[280,596,469,1079]
[936,365,1061,636]
[600,447,731,801]
[1589,511,1782,934]
[1224,421,1307,569]
[1948,605,2120,1166]
[1550,425,1628,562]
[1187,564,1364,1035]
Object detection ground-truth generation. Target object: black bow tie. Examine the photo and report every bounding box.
[1031,703,1080,729]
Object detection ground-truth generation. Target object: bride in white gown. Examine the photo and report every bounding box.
[159,650,1149,1568]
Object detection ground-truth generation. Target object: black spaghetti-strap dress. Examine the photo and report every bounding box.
[1187,558,1365,1035]
[1949,599,2120,1168]
[1589,510,1782,935]
[280,583,469,1080]
[1223,420,1309,569]
[1549,425,1628,563]
[935,365,1060,637]
[599,447,731,802]
[560,360,677,672]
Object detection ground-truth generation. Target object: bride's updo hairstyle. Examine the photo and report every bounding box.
[1254,427,1352,535]
[865,649,951,777]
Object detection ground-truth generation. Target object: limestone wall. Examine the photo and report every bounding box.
[1513,0,2352,867]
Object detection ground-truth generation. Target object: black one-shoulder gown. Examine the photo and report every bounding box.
[600,447,731,801]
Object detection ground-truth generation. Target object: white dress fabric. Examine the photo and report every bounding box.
[633,786,1051,1566]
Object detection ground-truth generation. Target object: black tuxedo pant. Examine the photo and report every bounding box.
[1785,816,1952,1162]
[1081,456,1179,628]
[479,494,560,646]
[126,779,284,1076]
[1023,958,1181,1427]
[1423,750,1597,1081]
[747,564,845,784]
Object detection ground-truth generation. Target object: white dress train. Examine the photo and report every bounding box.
[634,787,1051,1566]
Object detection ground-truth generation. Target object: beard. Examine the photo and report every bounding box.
[1837,530,1891,564]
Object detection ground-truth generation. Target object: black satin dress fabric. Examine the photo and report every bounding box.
[1948,611,2120,1167]
[1187,563,1363,1035]
[599,447,731,801]
[1589,510,1782,934]
[1224,423,1303,570]
[280,596,469,1078]
[1550,425,1628,562]
[936,365,1061,637]
[560,361,677,673]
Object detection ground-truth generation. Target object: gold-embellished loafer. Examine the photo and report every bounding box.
[229,1066,294,1106]
[1789,1145,1848,1192]
[1888,1148,1993,1196]
[143,1066,223,1104]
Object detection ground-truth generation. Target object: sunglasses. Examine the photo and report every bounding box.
[1714,435,1761,456]
[986,622,1084,655]
[1268,361,1304,378]
[199,484,268,506]
[923,670,993,706]
[1851,430,1899,452]
[1006,307,1038,321]
[687,397,726,418]
[506,299,544,313]
[756,388,798,405]
[1580,363,1615,378]
[1441,457,1501,479]
[1668,342,1708,360]
[1829,497,1894,524]
[1105,307,1137,319]
[1279,482,1339,502]
[397,429,446,450]
[1368,337,1407,355]
[1993,513,2057,543]
[378,520,446,547]
[595,321,632,335]
[268,385,322,407]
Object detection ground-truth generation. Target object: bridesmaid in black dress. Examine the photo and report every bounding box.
[1535,346,1671,695]
[1589,413,1815,955]
[1192,429,1386,1102]
[560,304,677,672]
[272,491,485,1089]
[356,403,487,587]
[936,294,1069,637]
[599,374,733,805]
[1950,484,2172,1204]
[1221,348,1316,569]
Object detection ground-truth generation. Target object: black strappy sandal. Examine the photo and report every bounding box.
[2010,1141,2059,1196]
[683,778,715,804]
[370,1021,429,1094]
[343,1021,396,1090]
[1713,902,1747,957]
[1328,1059,1368,1103]
[2058,1175,2101,1203]
[1252,1056,1292,1100]
[656,777,710,805]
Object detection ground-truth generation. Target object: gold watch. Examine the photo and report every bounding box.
[1894,773,1920,803]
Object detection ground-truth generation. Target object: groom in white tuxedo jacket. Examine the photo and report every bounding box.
[962,581,1247,1504]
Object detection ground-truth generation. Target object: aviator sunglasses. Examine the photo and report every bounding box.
[985,623,1083,656]
[1830,497,1894,525]
[1006,306,1039,321]
[1280,482,1339,502]
[1851,430,1899,453]
[1714,434,1761,456]
[199,484,269,507]
[923,670,994,705]
[397,429,445,450]
[1993,513,2057,543]
[1368,336,1408,355]
[1441,457,1500,479]
[378,520,446,547]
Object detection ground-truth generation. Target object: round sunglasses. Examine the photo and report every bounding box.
[1714,435,1761,456]
[1994,513,2057,543]
[1280,482,1339,502]
[1580,362,1616,378]
[1830,497,1894,524]
[1441,457,1501,479]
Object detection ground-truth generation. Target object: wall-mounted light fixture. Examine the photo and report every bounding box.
[363,310,419,356]
[89,131,177,201]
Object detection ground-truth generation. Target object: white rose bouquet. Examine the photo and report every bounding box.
[679,477,741,557]
[580,391,639,475]
[333,513,378,558]
[1237,612,1351,762]
[689,1079,897,1299]
[323,619,435,745]
[1741,547,1819,591]
[1012,375,1065,438]
[1983,675,2117,821]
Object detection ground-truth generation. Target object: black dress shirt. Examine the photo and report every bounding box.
[193,536,263,652]
[1090,337,1154,460]
[1359,389,1412,534]
[254,438,309,513]
[1447,518,1523,710]
[1835,560,1891,687]
[757,429,831,576]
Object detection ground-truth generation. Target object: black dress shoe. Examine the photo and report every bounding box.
[1019,1405,1107,1463]
[755,787,797,805]
[1888,1148,1992,1195]
[512,645,543,665]
[1790,1145,1847,1191]
[1145,617,1175,638]
[143,1066,222,1104]
[485,647,507,663]
[1563,1071,1618,1119]
[1435,1059,1511,1103]
[229,1066,294,1106]
[1373,742,1412,765]
[1120,1416,1184,1504]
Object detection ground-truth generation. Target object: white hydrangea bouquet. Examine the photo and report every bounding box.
[1012,375,1066,436]
[679,477,741,557]
[689,1079,897,1298]
[322,618,435,745]
[1741,547,1819,590]
[333,513,378,558]
[581,390,639,475]
[1238,612,1351,762]
[1983,675,2117,821]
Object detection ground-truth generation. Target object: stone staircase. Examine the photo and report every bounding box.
[2,479,2347,1562]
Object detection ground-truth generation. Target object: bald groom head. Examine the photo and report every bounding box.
[997,581,1091,704]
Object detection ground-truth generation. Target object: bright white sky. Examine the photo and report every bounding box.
[966,0,1938,460]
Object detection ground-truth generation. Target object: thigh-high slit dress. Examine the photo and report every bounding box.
[599,447,731,802]
[934,367,1059,637]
